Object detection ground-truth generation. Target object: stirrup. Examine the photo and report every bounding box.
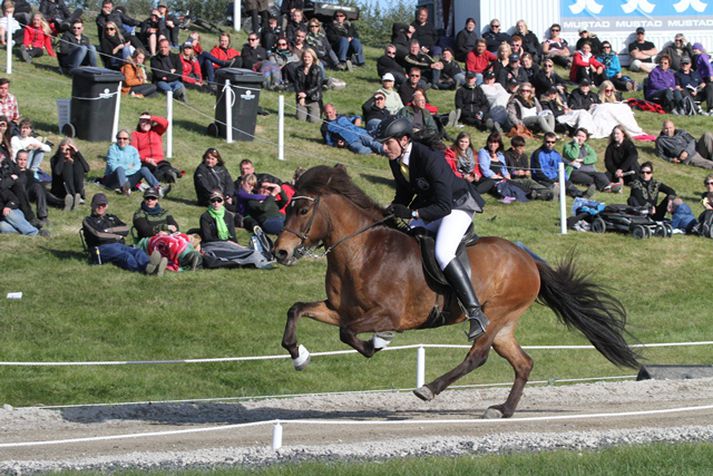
[465,308,489,341]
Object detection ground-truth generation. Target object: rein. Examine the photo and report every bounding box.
[283,194,393,257]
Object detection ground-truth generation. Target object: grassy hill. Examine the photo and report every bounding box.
[0,25,711,407]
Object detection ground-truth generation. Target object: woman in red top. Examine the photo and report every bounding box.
[20,13,55,63]
[444,131,494,195]
[570,41,604,84]
[179,42,204,88]
[202,32,241,84]
[130,112,181,183]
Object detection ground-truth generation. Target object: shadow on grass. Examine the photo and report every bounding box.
[41,246,88,262]
[174,119,212,135]
[362,173,394,187]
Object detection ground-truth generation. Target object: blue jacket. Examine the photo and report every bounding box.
[323,115,369,147]
[105,143,142,176]
[596,52,622,79]
[530,147,562,182]
[477,148,509,179]
[671,202,697,232]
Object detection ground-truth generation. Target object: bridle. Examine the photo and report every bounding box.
[282,194,393,258]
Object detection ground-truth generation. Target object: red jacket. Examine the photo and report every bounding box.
[465,50,495,73]
[209,46,240,69]
[180,56,203,84]
[569,52,604,81]
[131,115,168,164]
[23,26,56,57]
[444,147,482,180]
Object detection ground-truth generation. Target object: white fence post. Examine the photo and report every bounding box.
[5,14,11,75]
[111,81,122,142]
[166,90,173,159]
[233,0,241,32]
[271,421,283,450]
[225,79,233,143]
[416,345,425,388]
[559,161,567,235]
[278,94,284,161]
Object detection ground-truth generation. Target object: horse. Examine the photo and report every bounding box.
[273,165,639,418]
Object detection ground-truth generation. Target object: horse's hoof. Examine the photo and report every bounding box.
[482,407,504,419]
[372,331,396,350]
[292,344,311,371]
[413,385,434,401]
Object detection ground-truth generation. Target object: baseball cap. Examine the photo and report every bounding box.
[509,53,520,62]
[91,193,108,208]
[635,27,645,34]
[465,71,476,79]
[681,56,692,64]
[209,190,224,201]
[579,78,591,86]
[546,86,559,95]
[483,70,495,79]
[143,187,160,199]
[693,42,704,51]
[381,72,395,82]
[182,41,193,49]
[579,27,588,34]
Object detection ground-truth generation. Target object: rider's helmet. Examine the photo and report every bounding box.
[376,116,412,143]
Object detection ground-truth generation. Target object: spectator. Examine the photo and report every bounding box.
[504,135,553,200]
[377,73,404,115]
[668,197,698,234]
[19,13,55,63]
[542,23,570,68]
[514,19,540,63]
[627,161,675,220]
[482,18,510,53]
[243,33,283,90]
[391,22,414,62]
[200,189,238,243]
[0,172,38,235]
[0,2,22,47]
[506,53,528,85]
[321,103,383,155]
[240,176,288,234]
[531,133,590,197]
[656,33,692,71]
[139,9,167,57]
[520,53,540,81]
[645,55,684,112]
[267,37,300,86]
[575,28,602,56]
[203,33,241,84]
[479,70,510,132]
[562,127,615,193]
[151,38,186,102]
[39,0,82,34]
[655,119,713,170]
[11,118,51,177]
[436,48,465,90]
[454,17,477,62]
[604,125,640,186]
[179,42,204,89]
[509,35,526,59]
[121,50,157,98]
[533,57,567,97]
[291,29,309,68]
[691,43,713,83]
[236,158,282,190]
[132,186,178,239]
[507,82,555,135]
[698,174,713,232]
[444,131,493,194]
[465,38,496,84]
[261,15,282,53]
[452,71,489,130]
[539,86,568,133]
[50,138,89,211]
[95,0,140,39]
[156,4,178,47]
[397,89,441,148]
[0,80,20,131]
[102,129,162,196]
[245,0,269,34]
[278,0,303,30]
[82,192,167,275]
[377,45,406,86]
[58,19,97,73]
[594,80,645,138]
[325,9,364,68]
[361,91,391,135]
[675,56,712,114]
[193,147,236,211]
[568,78,600,111]
[411,6,439,56]
[570,41,604,84]
[597,40,636,92]
[404,39,442,87]
[14,149,51,227]
[294,48,322,123]
[285,7,307,45]
[628,26,657,73]
[477,131,509,181]
[490,42,512,87]
[100,21,133,70]
[131,112,180,183]
[306,18,340,71]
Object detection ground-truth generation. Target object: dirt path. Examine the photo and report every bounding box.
[1,378,713,473]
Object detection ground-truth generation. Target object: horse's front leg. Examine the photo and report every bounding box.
[283,300,340,370]
[338,326,380,358]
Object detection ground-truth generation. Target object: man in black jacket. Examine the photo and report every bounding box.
[378,116,488,342]
[151,39,186,102]
[0,164,39,236]
[568,78,599,110]
[482,18,511,53]
[40,0,82,34]
[376,44,406,86]
[411,6,440,56]
[58,20,97,72]
[453,72,489,129]
[95,0,140,38]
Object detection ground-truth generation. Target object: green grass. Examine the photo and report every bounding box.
[51,442,713,475]
[0,25,712,408]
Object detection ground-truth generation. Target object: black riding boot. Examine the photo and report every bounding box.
[443,258,489,341]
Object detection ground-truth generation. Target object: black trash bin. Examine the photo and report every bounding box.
[210,68,262,141]
[65,67,124,142]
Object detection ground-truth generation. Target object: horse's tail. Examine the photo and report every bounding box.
[536,255,640,369]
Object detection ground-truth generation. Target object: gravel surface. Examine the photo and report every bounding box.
[1,378,713,473]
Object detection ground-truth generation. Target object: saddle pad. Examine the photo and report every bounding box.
[416,228,478,293]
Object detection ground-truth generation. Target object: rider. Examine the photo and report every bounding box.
[377,116,489,341]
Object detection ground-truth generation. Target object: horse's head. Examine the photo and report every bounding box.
[274,193,327,265]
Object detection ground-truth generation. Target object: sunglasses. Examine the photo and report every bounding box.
[521,89,532,93]
[545,140,557,144]
[72,26,82,30]
[544,64,553,68]
[277,42,287,46]
[106,27,116,31]
[210,197,224,203]
[706,181,713,186]
[117,136,129,140]
[386,51,396,55]
[551,28,560,32]
[603,45,611,49]
[410,74,420,77]
[145,196,158,201]
[310,24,319,28]
[641,170,653,174]
[491,24,500,28]
[248,37,258,41]
[605,88,614,92]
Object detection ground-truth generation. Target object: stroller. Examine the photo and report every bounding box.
[589,204,673,239]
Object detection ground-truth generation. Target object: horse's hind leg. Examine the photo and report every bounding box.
[339,326,379,358]
[283,301,340,368]
[484,334,533,419]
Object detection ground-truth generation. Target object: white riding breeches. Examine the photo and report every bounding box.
[410,208,474,270]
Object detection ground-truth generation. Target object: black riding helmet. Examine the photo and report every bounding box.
[376,116,412,143]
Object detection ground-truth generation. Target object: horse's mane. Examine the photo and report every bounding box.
[295,165,385,216]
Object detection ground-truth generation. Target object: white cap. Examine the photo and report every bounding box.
[381,72,395,82]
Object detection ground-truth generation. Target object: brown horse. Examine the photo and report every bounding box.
[274,165,639,418]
